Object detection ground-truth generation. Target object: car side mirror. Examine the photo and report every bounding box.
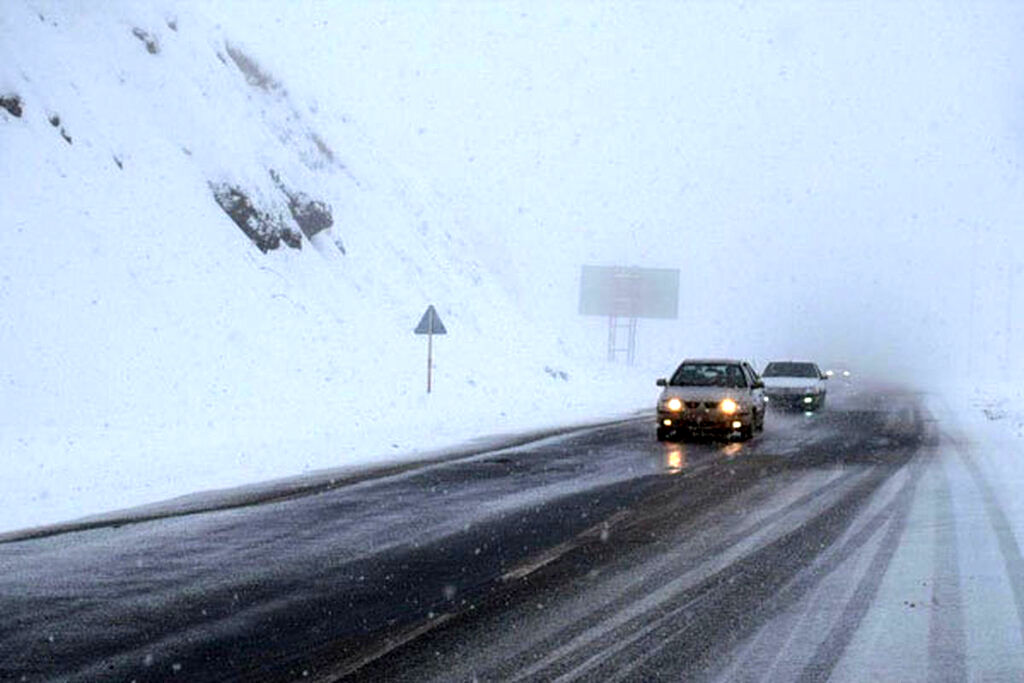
[821,374,829,380]
[753,380,764,389]
[656,378,667,387]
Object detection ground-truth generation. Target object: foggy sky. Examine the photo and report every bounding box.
[216,1,1024,382]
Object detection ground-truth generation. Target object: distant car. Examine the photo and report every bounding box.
[824,364,853,380]
[761,361,827,411]
[656,359,766,441]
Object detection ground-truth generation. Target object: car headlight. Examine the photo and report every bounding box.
[720,398,738,414]
[665,397,683,412]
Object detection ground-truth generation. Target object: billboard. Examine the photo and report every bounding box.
[578,266,680,319]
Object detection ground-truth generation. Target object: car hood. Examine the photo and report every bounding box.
[763,377,824,390]
[659,386,748,402]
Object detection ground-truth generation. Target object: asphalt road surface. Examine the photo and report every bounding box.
[0,386,951,681]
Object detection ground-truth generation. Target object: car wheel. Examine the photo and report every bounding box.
[739,422,754,440]
[756,410,765,432]
[657,427,673,442]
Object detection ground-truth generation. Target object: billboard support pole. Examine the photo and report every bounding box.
[607,314,616,362]
[580,265,679,365]
[628,316,638,364]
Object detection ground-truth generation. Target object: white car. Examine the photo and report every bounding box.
[656,359,766,441]
[762,361,827,411]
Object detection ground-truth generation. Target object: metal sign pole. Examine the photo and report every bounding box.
[427,319,433,393]
[415,305,445,393]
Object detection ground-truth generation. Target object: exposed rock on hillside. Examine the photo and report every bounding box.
[288,192,333,239]
[210,182,301,253]
[131,27,160,55]
[0,94,23,117]
[269,169,334,240]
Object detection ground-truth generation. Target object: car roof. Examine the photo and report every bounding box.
[765,360,818,365]
[681,358,747,365]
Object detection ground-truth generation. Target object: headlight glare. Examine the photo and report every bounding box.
[666,397,683,412]
[720,398,738,414]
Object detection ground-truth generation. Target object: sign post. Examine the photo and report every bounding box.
[414,305,447,393]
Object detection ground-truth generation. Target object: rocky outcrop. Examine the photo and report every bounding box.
[0,94,23,118]
[269,170,333,239]
[210,183,301,253]
[131,27,159,55]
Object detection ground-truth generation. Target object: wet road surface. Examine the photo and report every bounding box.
[0,387,943,681]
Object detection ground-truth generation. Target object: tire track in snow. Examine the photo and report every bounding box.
[949,435,1024,646]
[927,445,967,683]
[794,404,932,682]
[536,448,919,682]
[495,467,870,683]
[795,452,924,682]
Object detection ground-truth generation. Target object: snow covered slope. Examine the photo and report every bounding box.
[0,1,651,533]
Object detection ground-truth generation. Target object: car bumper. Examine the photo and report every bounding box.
[764,392,824,410]
[658,411,751,433]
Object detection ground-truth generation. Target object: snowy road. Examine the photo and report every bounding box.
[2,386,1022,681]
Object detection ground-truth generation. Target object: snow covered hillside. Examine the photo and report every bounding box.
[0,1,652,533]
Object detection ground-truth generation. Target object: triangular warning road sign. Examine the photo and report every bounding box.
[414,305,447,335]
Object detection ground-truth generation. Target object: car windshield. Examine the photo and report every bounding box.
[671,363,747,387]
[763,362,820,378]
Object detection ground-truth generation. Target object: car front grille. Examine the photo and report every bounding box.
[685,401,720,410]
[767,387,813,396]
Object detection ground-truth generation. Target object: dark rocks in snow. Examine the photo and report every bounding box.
[0,94,22,118]
[210,182,301,253]
[131,27,160,55]
[113,155,123,170]
[166,17,178,32]
[269,169,335,240]
[47,112,71,144]
[281,227,304,249]
[288,194,333,238]
[280,229,302,249]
